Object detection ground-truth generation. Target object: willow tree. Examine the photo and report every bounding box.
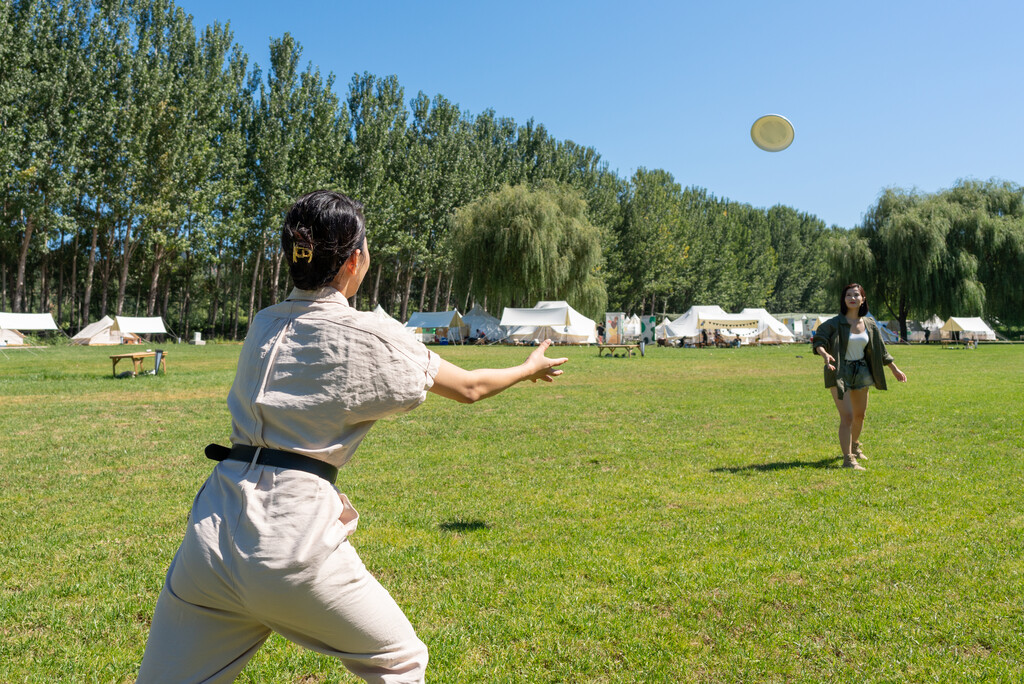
[835,188,985,339]
[452,181,605,318]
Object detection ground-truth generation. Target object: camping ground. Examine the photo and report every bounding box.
[0,343,1021,682]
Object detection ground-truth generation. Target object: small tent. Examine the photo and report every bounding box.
[502,301,597,344]
[462,305,504,341]
[623,314,642,339]
[662,306,760,343]
[662,305,727,342]
[734,308,797,344]
[72,316,142,345]
[0,312,60,346]
[405,310,467,342]
[0,328,26,346]
[941,316,996,341]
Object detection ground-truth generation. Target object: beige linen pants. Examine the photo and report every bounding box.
[138,460,427,683]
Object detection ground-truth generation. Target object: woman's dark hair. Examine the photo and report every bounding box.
[281,190,366,290]
[839,283,868,317]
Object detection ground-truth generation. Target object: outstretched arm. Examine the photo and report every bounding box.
[429,339,568,404]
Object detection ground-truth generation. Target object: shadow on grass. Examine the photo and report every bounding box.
[438,519,490,533]
[711,456,840,473]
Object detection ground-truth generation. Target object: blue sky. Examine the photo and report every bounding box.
[176,0,1024,230]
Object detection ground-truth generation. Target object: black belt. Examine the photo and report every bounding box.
[205,443,338,484]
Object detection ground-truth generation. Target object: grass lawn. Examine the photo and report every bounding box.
[1,341,1022,683]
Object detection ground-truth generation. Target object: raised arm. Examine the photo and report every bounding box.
[428,339,568,404]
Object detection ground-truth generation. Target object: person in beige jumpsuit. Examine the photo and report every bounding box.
[138,190,567,683]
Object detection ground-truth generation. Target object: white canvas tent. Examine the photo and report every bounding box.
[941,316,996,341]
[0,328,26,346]
[662,306,760,343]
[462,305,504,341]
[733,308,797,344]
[0,312,60,346]
[623,314,642,339]
[662,305,727,342]
[405,310,467,342]
[502,301,597,344]
[114,316,168,336]
[72,315,142,345]
[654,316,673,341]
[896,314,943,343]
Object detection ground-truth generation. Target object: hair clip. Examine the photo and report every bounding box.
[292,244,313,263]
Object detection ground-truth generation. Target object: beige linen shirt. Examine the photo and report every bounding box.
[228,286,440,468]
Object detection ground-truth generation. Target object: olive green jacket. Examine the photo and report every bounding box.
[811,315,894,398]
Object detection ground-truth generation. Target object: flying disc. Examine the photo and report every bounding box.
[750,114,794,152]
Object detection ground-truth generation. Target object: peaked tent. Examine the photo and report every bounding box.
[654,316,674,341]
[941,316,996,341]
[72,316,143,345]
[735,308,797,344]
[623,314,642,339]
[0,328,26,346]
[503,301,597,344]
[462,305,504,341]
[662,305,727,342]
[405,310,467,342]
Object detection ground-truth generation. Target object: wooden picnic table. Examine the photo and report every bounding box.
[110,350,168,377]
[596,343,640,357]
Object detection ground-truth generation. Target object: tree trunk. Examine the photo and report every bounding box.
[232,256,245,340]
[13,212,33,312]
[271,251,283,304]
[209,243,223,335]
[463,273,473,312]
[99,224,114,318]
[40,253,49,314]
[417,269,428,312]
[115,219,136,316]
[370,262,382,309]
[444,275,453,311]
[390,263,402,319]
[431,270,442,311]
[82,224,98,324]
[400,264,414,322]
[146,243,165,315]
[247,240,264,332]
[68,229,78,329]
[56,229,65,326]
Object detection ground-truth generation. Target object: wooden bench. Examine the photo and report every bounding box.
[597,343,640,357]
[110,350,168,377]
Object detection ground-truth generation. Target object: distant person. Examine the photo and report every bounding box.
[138,190,568,683]
[811,283,907,470]
[924,328,931,344]
[596,323,605,344]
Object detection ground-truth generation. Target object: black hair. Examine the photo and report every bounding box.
[281,190,366,291]
[839,283,869,317]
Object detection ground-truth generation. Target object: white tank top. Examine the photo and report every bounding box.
[846,328,869,361]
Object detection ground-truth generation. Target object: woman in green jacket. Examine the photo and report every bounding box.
[811,284,907,470]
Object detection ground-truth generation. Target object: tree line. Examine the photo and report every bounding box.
[3,0,1021,340]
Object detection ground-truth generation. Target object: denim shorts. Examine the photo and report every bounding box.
[841,359,875,390]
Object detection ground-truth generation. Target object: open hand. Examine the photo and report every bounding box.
[525,340,568,382]
[820,350,836,371]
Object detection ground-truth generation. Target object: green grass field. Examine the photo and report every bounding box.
[1,341,1021,683]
